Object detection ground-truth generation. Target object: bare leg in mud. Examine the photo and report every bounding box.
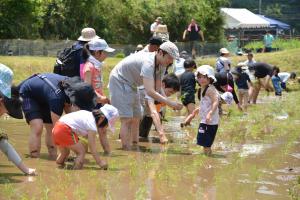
[44,123,57,160]
[252,82,261,104]
[204,147,212,156]
[120,118,132,150]
[131,118,140,146]
[28,119,44,158]
[68,143,85,169]
[56,147,70,167]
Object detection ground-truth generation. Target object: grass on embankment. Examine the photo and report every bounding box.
[198,48,300,73]
[1,48,300,95]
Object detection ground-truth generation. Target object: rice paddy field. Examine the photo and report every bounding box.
[0,48,300,199]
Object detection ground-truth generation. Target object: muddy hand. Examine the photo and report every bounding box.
[159,134,168,144]
[26,168,37,176]
[171,101,183,110]
[99,160,108,170]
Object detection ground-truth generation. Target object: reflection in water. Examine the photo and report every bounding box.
[1,111,300,199]
[256,185,278,196]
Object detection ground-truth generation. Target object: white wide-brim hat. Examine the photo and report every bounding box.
[100,104,119,132]
[221,92,233,104]
[219,47,230,54]
[195,65,217,83]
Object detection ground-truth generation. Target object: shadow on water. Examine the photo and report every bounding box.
[0,173,25,184]
[24,153,55,161]
[0,164,14,168]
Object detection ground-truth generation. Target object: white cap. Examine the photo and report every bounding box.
[221,92,233,104]
[100,104,119,132]
[195,65,216,83]
[78,27,100,42]
[159,41,179,59]
[88,38,115,52]
[219,47,230,54]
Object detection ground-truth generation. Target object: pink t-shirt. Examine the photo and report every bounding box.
[82,61,103,96]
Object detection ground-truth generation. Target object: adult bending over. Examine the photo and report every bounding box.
[18,74,96,159]
[109,41,183,149]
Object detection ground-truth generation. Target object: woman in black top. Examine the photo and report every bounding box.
[214,72,242,110]
[248,62,274,104]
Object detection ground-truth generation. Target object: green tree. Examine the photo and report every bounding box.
[0,0,41,39]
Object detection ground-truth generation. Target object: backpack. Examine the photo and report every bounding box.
[53,43,82,77]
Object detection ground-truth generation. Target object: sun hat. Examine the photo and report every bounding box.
[100,104,119,132]
[78,27,100,42]
[88,38,115,53]
[149,36,163,46]
[220,92,233,104]
[219,48,230,54]
[195,65,217,83]
[159,41,179,60]
[136,44,143,50]
[2,86,23,119]
[0,63,13,98]
[154,24,168,33]
[155,17,162,23]
[63,79,97,111]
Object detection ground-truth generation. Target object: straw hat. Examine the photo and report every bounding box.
[154,24,168,33]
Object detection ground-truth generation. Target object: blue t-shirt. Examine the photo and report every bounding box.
[19,73,69,116]
[235,72,251,90]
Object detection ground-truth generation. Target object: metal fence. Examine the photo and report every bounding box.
[0,39,227,57]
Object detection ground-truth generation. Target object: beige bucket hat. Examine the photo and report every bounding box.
[78,27,100,42]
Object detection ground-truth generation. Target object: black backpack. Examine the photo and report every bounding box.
[53,43,82,77]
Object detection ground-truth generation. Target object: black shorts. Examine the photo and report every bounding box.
[265,47,272,52]
[181,92,195,106]
[197,123,218,147]
[22,97,52,124]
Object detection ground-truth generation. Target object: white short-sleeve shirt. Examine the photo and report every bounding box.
[59,110,97,136]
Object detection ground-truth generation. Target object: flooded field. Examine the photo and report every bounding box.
[1,92,300,200]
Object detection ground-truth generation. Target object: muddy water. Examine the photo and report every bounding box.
[0,113,299,200]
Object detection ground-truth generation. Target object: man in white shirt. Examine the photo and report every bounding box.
[150,17,162,33]
[109,41,183,149]
[278,72,296,91]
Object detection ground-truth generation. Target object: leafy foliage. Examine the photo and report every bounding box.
[0,0,229,43]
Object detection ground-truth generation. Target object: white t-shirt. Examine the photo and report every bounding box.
[59,110,97,136]
[199,86,219,125]
[216,56,231,73]
[141,45,150,53]
[173,58,185,76]
[278,72,291,83]
[243,59,256,66]
[150,22,158,32]
[110,52,165,88]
